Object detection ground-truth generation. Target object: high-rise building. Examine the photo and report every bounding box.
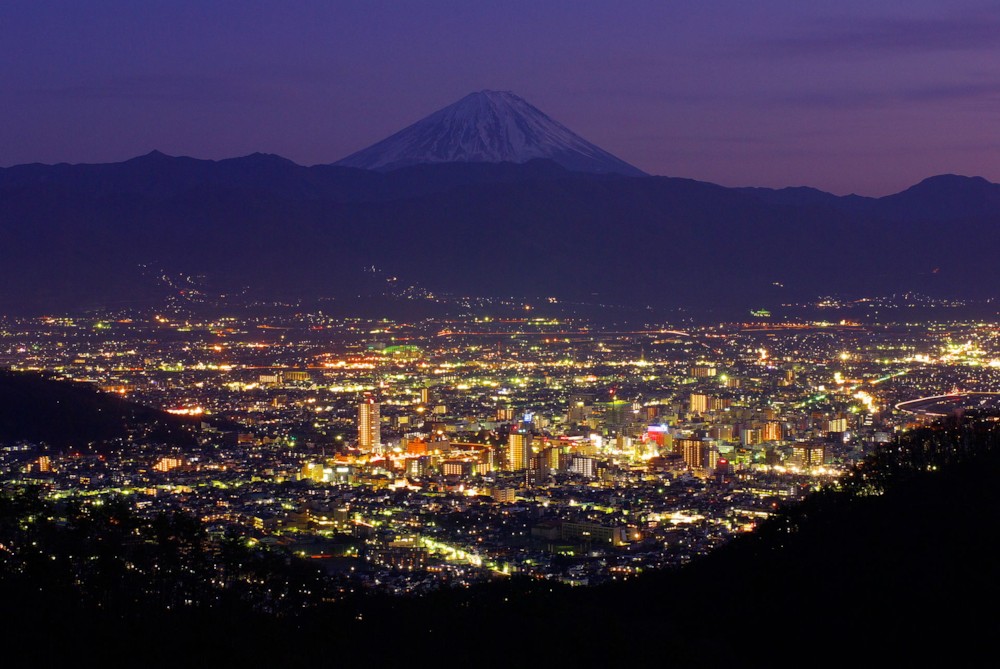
[359,396,381,453]
[791,443,826,468]
[689,393,709,414]
[675,438,708,468]
[706,397,725,411]
[709,424,735,442]
[154,456,184,472]
[542,445,561,471]
[492,487,516,503]
[569,455,597,478]
[762,421,783,442]
[507,428,532,471]
[405,456,428,477]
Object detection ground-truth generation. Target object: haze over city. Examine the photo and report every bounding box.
[3,1,999,194]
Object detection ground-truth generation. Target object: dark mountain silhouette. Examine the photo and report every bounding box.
[737,184,873,211]
[0,152,998,315]
[874,174,1000,222]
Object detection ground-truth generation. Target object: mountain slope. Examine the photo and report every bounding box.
[874,174,1000,222]
[0,370,199,447]
[335,90,646,176]
[0,152,997,315]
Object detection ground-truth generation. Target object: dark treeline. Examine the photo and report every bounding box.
[2,417,999,665]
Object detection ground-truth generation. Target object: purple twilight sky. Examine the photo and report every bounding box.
[1,0,998,195]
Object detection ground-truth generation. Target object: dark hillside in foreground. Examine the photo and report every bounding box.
[0,370,199,448]
[330,417,1000,664]
[1,417,997,665]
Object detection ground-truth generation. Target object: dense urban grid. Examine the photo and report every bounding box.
[2,302,999,601]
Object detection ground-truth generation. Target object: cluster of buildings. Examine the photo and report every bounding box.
[3,308,999,592]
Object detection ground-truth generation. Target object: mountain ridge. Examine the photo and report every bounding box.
[0,153,998,315]
[3,149,994,201]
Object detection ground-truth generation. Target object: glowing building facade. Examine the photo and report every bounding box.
[359,397,381,453]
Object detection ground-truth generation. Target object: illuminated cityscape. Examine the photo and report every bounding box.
[3,303,998,596]
[2,3,999,663]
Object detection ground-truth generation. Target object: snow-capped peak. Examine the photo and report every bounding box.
[335,90,646,176]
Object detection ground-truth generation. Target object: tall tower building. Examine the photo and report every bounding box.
[507,428,532,471]
[358,396,381,453]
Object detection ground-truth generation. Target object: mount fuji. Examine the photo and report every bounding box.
[335,90,647,176]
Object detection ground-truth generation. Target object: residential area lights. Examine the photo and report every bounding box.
[2,309,997,592]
